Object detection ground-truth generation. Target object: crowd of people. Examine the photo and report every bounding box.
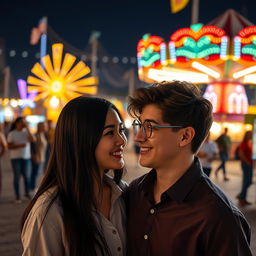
[0,118,54,203]
[0,81,254,255]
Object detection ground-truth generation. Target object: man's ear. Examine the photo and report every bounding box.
[179,127,195,147]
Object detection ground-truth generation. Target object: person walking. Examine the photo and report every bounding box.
[236,130,253,206]
[30,122,48,194]
[7,117,35,202]
[197,133,218,177]
[125,81,252,256]
[215,127,231,181]
[21,97,127,255]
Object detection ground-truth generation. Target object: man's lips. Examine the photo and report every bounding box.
[140,146,153,155]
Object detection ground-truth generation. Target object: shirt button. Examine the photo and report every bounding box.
[112,230,117,234]
[150,209,155,214]
[117,247,121,251]
[144,234,148,240]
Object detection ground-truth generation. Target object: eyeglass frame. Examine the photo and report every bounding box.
[132,119,184,139]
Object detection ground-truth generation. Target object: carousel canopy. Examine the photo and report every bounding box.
[207,9,254,38]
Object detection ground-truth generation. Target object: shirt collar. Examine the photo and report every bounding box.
[104,174,123,205]
[139,157,204,203]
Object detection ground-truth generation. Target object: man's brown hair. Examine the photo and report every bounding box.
[128,81,213,153]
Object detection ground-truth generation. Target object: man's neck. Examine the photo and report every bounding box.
[154,154,194,204]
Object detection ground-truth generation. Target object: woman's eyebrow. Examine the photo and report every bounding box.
[103,124,115,130]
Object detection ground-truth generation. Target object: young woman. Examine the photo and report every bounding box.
[21,96,127,255]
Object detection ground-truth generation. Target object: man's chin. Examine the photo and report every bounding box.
[139,160,152,169]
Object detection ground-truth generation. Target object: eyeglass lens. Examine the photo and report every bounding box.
[133,120,152,138]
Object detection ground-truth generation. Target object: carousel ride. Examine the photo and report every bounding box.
[136,9,256,142]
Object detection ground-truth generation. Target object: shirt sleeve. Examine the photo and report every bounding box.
[203,210,252,256]
[21,202,66,256]
[7,132,13,143]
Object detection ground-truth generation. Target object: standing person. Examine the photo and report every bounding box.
[7,117,35,202]
[215,127,231,181]
[44,119,55,171]
[236,131,253,206]
[0,123,8,198]
[125,81,252,256]
[197,133,218,177]
[21,97,127,255]
[30,122,48,194]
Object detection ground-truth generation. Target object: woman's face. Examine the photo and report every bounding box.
[16,119,25,130]
[95,108,127,173]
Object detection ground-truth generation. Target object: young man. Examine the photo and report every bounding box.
[125,81,252,256]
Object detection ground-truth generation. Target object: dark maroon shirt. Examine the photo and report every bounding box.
[125,157,252,256]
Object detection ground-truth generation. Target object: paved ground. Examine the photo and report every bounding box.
[0,148,256,255]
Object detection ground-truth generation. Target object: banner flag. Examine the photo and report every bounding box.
[170,0,190,13]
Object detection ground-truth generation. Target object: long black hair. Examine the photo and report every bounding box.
[21,96,124,255]
[9,116,24,132]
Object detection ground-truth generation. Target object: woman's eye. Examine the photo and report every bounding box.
[105,130,114,136]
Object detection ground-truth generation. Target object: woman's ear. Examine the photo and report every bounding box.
[179,127,195,147]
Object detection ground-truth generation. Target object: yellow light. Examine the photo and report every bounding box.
[3,98,9,106]
[245,124,252,131]
[243,74,256,84]
[210,122,222,136]
[233,65,256,79]
[52,44,63,74]
[248,105,256,114]
[51,80,63,93]
[147,68,209,84]
[192,61,220,79]
[228,123,242,134]
[42,55,55,79]
[10,99,18,108]
[18,99,24,106]
[31,63,50,83]
[49,96,60,108]
[27,43,98,110]
[59,53,76,78]
[4,107,14,120]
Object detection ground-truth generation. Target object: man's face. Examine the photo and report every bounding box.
[134,104,183,170]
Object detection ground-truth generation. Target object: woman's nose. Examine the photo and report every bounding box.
[116,132,127,147]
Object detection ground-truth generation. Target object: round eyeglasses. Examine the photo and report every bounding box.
[132,119,184,139]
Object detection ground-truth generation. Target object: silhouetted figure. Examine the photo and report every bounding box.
[215,127,231,181]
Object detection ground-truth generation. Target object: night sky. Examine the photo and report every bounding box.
[0,0,254,81]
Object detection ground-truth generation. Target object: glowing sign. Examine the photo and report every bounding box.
[27,43,98,109]
[17,79,36,108]
[203,82,248,114]
[169,24,228,67]
[137,34,166,69]
[233,26,256,65]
